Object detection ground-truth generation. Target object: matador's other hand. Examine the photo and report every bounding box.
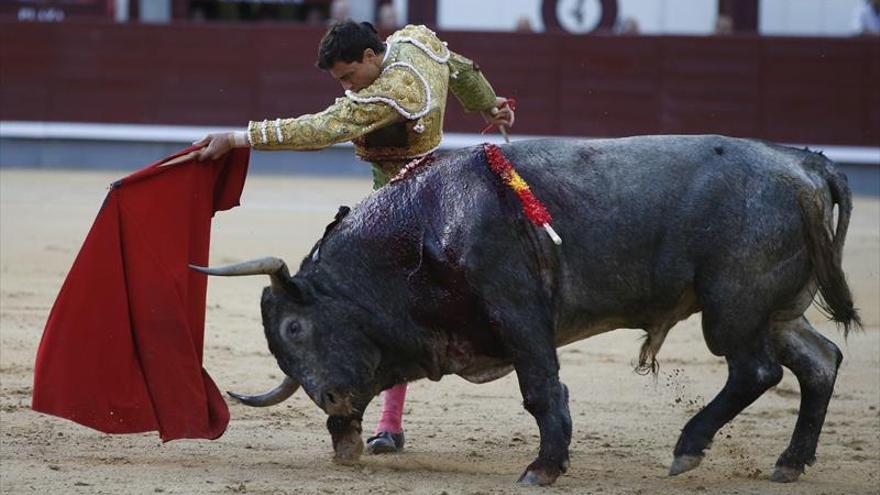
[481,97,515,128]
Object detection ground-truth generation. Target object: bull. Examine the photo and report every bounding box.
[194,135,860,486]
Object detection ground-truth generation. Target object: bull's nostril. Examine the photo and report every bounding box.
[325,391,337,405]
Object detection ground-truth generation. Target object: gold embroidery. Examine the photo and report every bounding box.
[247,24,497,172]
[346,63,429,118]
[387,25,450,62]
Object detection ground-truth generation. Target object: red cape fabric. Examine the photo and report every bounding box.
[32,147,249,442]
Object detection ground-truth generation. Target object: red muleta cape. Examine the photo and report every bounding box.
[32,147,249,442]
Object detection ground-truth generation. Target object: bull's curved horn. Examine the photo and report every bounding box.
[189,256,290,290]
[227,376,300,407]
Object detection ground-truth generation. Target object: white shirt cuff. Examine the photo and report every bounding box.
[232,131,250,148]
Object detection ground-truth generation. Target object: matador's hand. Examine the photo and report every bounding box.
[481,97,515,128]
[194,132,248,161]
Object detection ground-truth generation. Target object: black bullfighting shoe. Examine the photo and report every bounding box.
[365,431,405,454]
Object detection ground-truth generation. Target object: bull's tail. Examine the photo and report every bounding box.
[798,160,862,335]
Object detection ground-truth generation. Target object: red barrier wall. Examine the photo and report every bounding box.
[2,21,878,145]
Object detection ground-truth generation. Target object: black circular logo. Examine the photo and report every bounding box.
[542,0,618,34]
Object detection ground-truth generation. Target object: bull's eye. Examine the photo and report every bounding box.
[286,320,302,337]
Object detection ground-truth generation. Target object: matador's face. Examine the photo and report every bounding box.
[328,48,383,92]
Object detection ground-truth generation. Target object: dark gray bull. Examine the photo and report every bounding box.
[195,135,860,486]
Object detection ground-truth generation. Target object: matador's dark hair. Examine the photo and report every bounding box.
[316,20,385,70]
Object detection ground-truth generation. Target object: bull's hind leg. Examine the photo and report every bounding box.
[768,317,843,483]
[670,303,783,476]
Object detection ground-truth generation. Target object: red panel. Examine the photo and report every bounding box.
[866,41,880,145]
[557,35,662,137]
[252,27,337,121]
[659,36,761,138]
[1,22,877,146]
[0,23,57,120]
[148,24,258,124]
[761,37,866,145]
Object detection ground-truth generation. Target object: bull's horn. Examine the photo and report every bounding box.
[227,376,300,407]
[189,256,290,290]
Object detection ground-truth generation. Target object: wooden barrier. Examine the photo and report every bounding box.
[1,21,878,145]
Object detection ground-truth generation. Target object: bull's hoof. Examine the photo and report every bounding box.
[517,461,563,486]
[770,466,802,483]
[517,470,559,486]
[669,454,703,476]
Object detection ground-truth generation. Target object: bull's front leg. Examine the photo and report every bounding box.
[513,354,573,486]
[327,415,364,464]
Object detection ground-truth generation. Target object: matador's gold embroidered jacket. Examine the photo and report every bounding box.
[246,25,498,185]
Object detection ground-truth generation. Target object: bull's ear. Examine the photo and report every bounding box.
[284,276,315,304]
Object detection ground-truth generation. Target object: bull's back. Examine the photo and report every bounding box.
[362,134,822,315]
[476,136,821,333]
[503,135,819,251]
[503,135,812,215]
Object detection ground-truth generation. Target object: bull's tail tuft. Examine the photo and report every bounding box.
[635,328,670,376]
[799,162,862,336]
[635,338,660,376]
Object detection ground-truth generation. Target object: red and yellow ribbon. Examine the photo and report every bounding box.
[483,143,562,245]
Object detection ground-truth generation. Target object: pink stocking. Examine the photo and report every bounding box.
[375,383,407,434]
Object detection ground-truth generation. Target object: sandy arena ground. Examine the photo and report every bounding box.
[1,168,878,494]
